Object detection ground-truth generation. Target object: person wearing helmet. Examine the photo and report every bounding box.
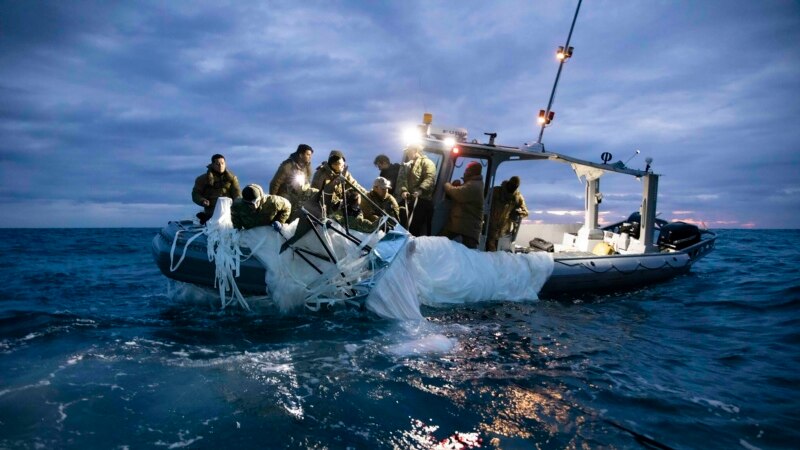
[192,154,241,224]
[231,184,291,230]
[443,161,485,249]
[361,176,400,224]
[486,176,529,251]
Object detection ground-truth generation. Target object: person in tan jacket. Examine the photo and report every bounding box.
[486,176,529,251]
[443,161,484,249]
[397,144,436,236]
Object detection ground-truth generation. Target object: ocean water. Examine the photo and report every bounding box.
[0,228,798,449]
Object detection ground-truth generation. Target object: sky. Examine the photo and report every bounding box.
[1,0,798,229]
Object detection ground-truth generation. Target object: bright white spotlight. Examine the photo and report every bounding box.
[403,127,422,147]
[443,137,456,149]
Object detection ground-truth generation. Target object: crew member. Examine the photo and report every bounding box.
[330,190,375,233]
[311,150,368,213]
[270,144,314,198]
[192,154,241,224]
[373,154,402,198]
[361,176,400,224]
[397,143,436,236]
[443,161,484,249]
[231,184,291,230]
[486,176,529,251]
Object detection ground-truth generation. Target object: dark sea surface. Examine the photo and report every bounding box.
[0,228,798,449]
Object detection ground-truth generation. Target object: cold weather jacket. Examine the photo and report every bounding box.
[192,166,241,215]
[230,191,291,230]
[361,190,400,223]
[488,182,529,241]
[310,162,368,212]
[269,152,313,197]
[443,175,484,241]
[397,155,436,201]
[379,163,402,197]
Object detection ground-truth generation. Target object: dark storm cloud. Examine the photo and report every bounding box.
[0,0,798,227]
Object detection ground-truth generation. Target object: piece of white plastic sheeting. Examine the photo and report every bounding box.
[205,198,250,310]
[238,220,383,313]
[366,239,423,320]
[368,236,553,319]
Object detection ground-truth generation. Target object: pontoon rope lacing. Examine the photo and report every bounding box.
[169,228,206,272]
[167,221,249,310]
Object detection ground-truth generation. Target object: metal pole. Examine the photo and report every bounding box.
[537,0,583,144]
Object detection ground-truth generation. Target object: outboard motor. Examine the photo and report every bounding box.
[657,222,701,250]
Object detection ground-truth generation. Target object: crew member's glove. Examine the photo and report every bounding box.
[271,221,282,232]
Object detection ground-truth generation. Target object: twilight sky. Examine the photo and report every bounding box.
[1,0,798,228]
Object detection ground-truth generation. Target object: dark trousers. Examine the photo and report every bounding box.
[407,197,433,236]
[444,232,479,249]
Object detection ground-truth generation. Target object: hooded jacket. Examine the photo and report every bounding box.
[192,165,241,214]
[443,174,484,241]
[397,154,436,201]
[310,162,368,212]
[230,184,291,230]
[488,181,529,241]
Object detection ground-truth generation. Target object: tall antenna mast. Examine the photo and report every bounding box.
[536,0,583,146]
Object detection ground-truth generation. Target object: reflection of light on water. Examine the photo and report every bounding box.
[478,385,574,439]
[393,418,482,450]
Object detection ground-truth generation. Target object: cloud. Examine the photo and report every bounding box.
[1,0,799,228]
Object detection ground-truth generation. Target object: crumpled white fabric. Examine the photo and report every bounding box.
[367,237,554,319]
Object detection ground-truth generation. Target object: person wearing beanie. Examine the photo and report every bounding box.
[361,176,400,224]
[269,144,314,197]
[231,183,292,230]
[310,149,368,213]
[192,153,241,224]
[486,175,529,251]
[443,161,485,249]
[396,143,436,236]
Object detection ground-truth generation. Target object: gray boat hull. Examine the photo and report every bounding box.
[152,220,716,298]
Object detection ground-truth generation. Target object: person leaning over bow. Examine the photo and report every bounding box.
[311,150,368,213]
[361,176,400,224]
[230,184,291,231]
[397,143,436,236]
[192,153,241,224]
[443,161,485,249]
[269,144,314,197]
[486,176,529,252]
[373,154,402,198]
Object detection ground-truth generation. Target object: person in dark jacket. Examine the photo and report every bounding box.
[373,154,402,198]
[269,144,314,197]
[192,154,241,224]
[231,184,291,230]
[443,161,484,249]
[486,176,529,251]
